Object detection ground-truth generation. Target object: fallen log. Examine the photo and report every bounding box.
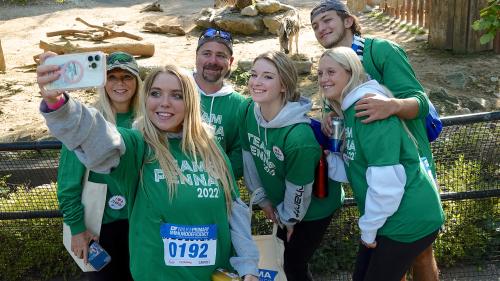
[38,40,155,59]
[46,18,143,42]
[142,22,186,36]
[0,40,5,72]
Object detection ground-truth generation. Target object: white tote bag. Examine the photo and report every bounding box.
[62,170,107,272]
[250,188,287,281]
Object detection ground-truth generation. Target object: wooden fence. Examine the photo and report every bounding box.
[348,0,496,53]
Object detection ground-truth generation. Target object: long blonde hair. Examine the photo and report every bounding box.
[135,65,235,213]
[94,71,142,124]
[320,47,368,117]
[253,51,299,104]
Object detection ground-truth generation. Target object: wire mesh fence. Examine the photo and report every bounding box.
[0,112,499,281]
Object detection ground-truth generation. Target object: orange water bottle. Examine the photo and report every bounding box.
[313,146,328,199]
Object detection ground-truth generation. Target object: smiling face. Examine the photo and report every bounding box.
[318,55,351,103]
[195,41,234,83]
[146,72,185,132]
[248,58,285,107]
[311,10,350,48]
[105,69,137,110]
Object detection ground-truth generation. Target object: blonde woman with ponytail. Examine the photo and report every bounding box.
[57,51,141,281]
[36,53,259,281]
[318,47,444,281]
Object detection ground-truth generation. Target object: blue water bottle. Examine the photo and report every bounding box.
[329,117,344,153]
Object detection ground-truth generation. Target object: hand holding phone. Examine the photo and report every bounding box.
[43,52,106,91]
[88,241,112,271]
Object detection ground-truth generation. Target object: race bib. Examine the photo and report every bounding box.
[160,223,217,267]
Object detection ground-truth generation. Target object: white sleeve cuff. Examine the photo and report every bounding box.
[327,153,349,183]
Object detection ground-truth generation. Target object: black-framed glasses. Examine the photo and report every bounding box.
[107,52,133,65]
[199,28,233,43]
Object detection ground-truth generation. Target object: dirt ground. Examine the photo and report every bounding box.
[0,0,499,142]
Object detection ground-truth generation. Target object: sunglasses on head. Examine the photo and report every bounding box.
[107,53,133,65]
[199,28,233,43]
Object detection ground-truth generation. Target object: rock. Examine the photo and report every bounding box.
[362,5,374,13]
[237,60,252,71]
[293,58,313,75]
[414,35,427,42]
[428,87,458,104]
[256,0,281,14]
[263,13,286,34]
[236,0,254,10]
[455,108,471,115]
[469,75,478,84]
[491,76,498,82]
[241,5,258,16]
[462,98,486,112]
[445,72,467,89]
[215,12,264,35]
[195,8,218,29]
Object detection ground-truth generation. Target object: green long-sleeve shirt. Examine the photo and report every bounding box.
[57,111,133,235]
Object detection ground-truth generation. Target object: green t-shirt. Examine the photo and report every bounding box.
[107,129,236,281]
[343,104,444,242]
[240,101,343,221]
[200,92,246,179]
[363,37,436,176]
[57,111,133,235]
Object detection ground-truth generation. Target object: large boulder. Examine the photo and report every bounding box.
[195,8,218,29]
[215,12,265,35]
[256,0,282,14]
[236,0,255,10]
[241,5,259,16]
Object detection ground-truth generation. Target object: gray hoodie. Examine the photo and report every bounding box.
[40,96,259,277]
[243,96,315,227]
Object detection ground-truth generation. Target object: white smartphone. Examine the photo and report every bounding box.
[44,51,106,91]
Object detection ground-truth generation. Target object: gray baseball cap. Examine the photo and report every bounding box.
[106,51,139,77]
[310,0,351,22]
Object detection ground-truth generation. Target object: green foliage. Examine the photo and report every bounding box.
[229,67,250,88]
[433,153,498,267]
[472,0,500,44]
[0,184,80,281]
[0,184,58,212]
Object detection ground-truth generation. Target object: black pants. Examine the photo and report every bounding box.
[86,219,133,281]
[352,229,439,281]
[276,214,333,281]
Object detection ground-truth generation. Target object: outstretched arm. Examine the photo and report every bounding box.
[37,52,125,173]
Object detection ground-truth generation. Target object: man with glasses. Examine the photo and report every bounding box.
[310,1,439,280]
[193,28,246,179]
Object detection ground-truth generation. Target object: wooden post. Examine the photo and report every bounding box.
[425,0,431,28]
[347,0,367,13]
[395,0,401,19]
[495,31,500,54]
[428,0,453,49]
[0,40,5,72]
[401,0,406,21]
[418,0,425,27]
[466,0,493,53]
[405,0,411,22]
[412,0,418,25]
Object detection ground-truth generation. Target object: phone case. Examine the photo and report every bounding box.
[44,51,106,91]
[88,241,112,271]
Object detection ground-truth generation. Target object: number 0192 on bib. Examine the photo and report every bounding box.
[160,223,218,266]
